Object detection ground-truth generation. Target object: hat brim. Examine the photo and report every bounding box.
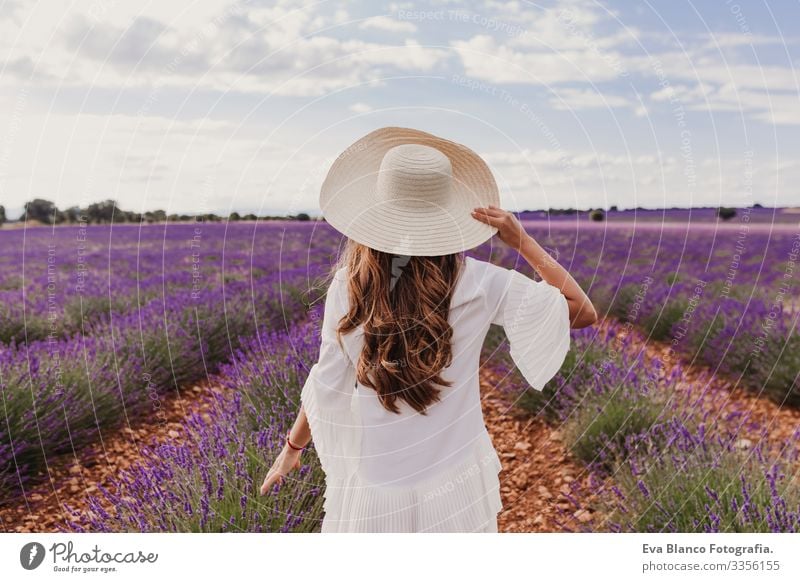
[319,126,500,256]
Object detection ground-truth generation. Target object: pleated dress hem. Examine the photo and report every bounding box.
[318,431,504,533]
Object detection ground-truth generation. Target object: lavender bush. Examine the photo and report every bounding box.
[600,418,800,532]
[63,318,328,533]
[0,221,336,503]
[487,222,799,407]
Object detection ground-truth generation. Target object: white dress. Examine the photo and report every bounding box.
[300,255,571,533]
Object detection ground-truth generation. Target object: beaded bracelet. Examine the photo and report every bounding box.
[286,430,305,451]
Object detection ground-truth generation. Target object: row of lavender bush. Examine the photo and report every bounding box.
[482,222,800,407]
[0,222,339,504]
[0,222,339,343]
[64,314,329,532]
[490,321,800,532]
[0,274,314,504]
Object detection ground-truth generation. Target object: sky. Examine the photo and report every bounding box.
[1,0,799,219]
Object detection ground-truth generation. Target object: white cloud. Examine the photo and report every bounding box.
[627,51,800,93]
[358,15,417,33]
[650,83,708,103]
[549,87,633,110]
[349,102,374,113]
[649,80,800,124]
[1,2,446,97]
[698,32,792,49]
[446,2,800,127]
[332,9,350,24]
[451,34,624,84]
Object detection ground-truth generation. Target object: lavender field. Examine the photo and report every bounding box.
[0,222,337,502]
[1,215,799,532]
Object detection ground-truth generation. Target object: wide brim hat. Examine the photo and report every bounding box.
[319,126,500,256]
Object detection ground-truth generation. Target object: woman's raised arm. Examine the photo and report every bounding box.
[471,205,599,329]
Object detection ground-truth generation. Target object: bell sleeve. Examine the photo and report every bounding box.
[299,269,361,481]
[490,267,572,391]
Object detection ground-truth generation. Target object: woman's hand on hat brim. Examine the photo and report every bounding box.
[471,205,531,252]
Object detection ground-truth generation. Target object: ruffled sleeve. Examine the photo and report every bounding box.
[490,267,571,391]
[299,269,362,481]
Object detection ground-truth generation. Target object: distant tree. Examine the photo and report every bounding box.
[716,207,737,221]
[753,203,763,209]
[609,205,618,212]
[243,213,257,221]
[143,210,167,223]
[294,212,310,221]
[229,212,241,221]
[590,209,605,221]
[22,198,59,224]
[0,204,5,226]
[62,205,82,223]
[86,199,119,223]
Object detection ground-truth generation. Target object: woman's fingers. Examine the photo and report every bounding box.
[471,212,498,226]
[260,455,303,495]
[259,476,270,495]
[474,206,504,216]
[259,470,282,495]
[472,208,501,222]
[264,475,280,494]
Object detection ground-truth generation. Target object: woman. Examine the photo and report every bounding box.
[259,127,598,532]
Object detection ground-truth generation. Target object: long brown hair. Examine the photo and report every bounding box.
[329,238,465,415]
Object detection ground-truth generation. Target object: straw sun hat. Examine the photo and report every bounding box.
[319,126,500,256]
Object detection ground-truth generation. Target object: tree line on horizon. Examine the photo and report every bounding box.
[0,199,314,227]
[0,199,769,228]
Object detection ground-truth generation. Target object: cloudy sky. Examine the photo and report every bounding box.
[1,0,798,219]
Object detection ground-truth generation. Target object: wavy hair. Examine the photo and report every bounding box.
[328,238,465,415]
